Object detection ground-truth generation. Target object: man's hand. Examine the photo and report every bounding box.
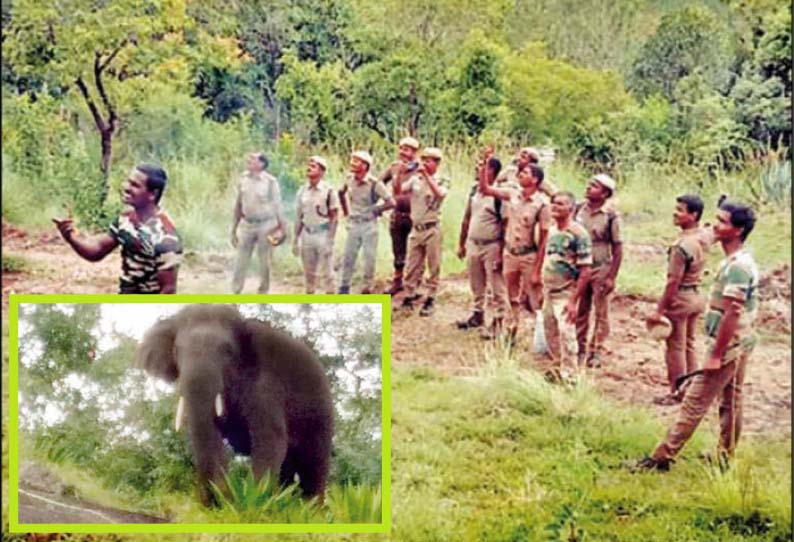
[529,268,542,287]
[564,299,577,324]
[457,245,466,260]
[52,217,75,241]
[704,353,722,371]
[599,277,615,295]
[646,310,663,325]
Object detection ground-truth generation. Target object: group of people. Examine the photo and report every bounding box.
[52,138,760,472]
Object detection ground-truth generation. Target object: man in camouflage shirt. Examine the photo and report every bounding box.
[542,191,592,382]
[53,164,182,293]
[634,201,759,471]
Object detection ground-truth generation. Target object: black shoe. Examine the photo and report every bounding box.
[338,285,351,294]
[419,297,435,317]
[401,294,420,309]
[627,456,671,473]
[456,310,484,329]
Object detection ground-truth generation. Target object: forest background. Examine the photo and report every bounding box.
[1,0,791,540]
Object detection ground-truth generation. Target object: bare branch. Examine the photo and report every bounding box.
[97,40,128,73]
[93,52,117,132]
[75,76,107,133]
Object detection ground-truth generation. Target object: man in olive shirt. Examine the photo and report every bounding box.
[338,150,394,294]
[647,195,714,404]
[293,156,340,294]
[574,174,623,368]
[398,147,448,316]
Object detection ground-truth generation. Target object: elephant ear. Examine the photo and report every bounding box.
[136,317,179,382]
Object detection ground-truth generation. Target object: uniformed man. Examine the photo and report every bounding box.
[230,152,287,294]
[378,136,421,295]
[398,147,448,316]
[574,174,623,368]
[338,150,395,294]
[647,195,714,404]
[456,151,509,338]
[293,156,339,294]
[633,201,758,471]
[542,191,592,382]
[53,164,182,294]
[495,146,557,196]
[479,161,551,342]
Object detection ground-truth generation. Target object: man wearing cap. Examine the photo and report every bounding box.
[230,152,287,294]
[397,147,448,316]
[338,150,395,294]
[542,191,592,382]
[293,155,339,294]
[574,173,623,368]
[378,136,421,295]
[646,195,714,404]
[53,164,182,294]
[456,148,509,338]
[633,201,759,472]
[479,161,551,343]
[495,147,557,197]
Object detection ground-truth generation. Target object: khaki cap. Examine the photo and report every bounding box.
[592,173,616,192]
[351,150,373,168]
[309,155,328,170]
[646,315,672,341]
[520,147,541,161]
[420,147,443,160]
[399,136,420,149]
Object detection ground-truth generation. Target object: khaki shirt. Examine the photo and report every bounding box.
[379,160,414,213]
[238,171,284,222]
[344,173,391,220]
[505,190,550,250]
[466,187,503,242]
[296,180,340,227]
[668,227,714,288]
[543,221,592,293]
[405,173,448,225]
[574,202,622,267]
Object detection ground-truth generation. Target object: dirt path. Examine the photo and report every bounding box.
[3,222,791,438]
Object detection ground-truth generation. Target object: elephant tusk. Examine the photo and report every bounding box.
[215,394,224,417]
[175,396,185,432]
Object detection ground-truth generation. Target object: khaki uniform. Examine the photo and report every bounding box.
[652,248,759,461]
[379,161,413,274]
[296,180,339,294]
[574,202,622,358]
[464,186,508,320]
[403,173,448,298]
[503,190,550,326]
[340,174,391,291]
[542,222,593,375]
[232,171,284,294]
[661,227,714,391]
[495,164,558,196]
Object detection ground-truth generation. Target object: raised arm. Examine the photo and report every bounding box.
[53,218,118,262]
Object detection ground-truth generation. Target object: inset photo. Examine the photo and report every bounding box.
[8,295,390,535]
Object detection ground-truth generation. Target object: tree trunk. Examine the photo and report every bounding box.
[99,127,113,206]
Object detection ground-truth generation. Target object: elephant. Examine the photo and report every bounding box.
[136,305,333,507]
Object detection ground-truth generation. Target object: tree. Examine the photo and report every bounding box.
[4,0,240,206]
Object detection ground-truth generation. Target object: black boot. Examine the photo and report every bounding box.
[456,310,484,329]
[419,297,435,317]
[401,294,420,309]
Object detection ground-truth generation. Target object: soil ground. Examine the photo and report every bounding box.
[3,221,791,523]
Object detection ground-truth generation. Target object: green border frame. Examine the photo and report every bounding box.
[8,293,391,534]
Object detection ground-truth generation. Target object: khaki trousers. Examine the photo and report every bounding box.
[232,219,277,294]
[466,240,508,319]
[576,265,611,357]
[504,251,542,330]
[543,290,578,375]
[300,231,335,294]
[341,219,379,290]
[404,225,442,297]
[663,289,706,393]
[652,350,749,461]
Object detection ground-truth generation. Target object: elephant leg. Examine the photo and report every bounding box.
[291,416,333,498]
[185,401,228,507]
[249,403,288,483]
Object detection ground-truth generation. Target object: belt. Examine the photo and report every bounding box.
[303,223,330,234]
[413,221,438,232]
[469,238,501,247]
[349,214,377,223]
[505,244,536,256]
[244,216,273,225]
[679,284,699,291]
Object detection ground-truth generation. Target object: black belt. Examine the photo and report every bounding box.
[303,223,330,234]
[244,216,274,224]
[413,221,438,232]
[506,244,536,256]
[679,284,699,291]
